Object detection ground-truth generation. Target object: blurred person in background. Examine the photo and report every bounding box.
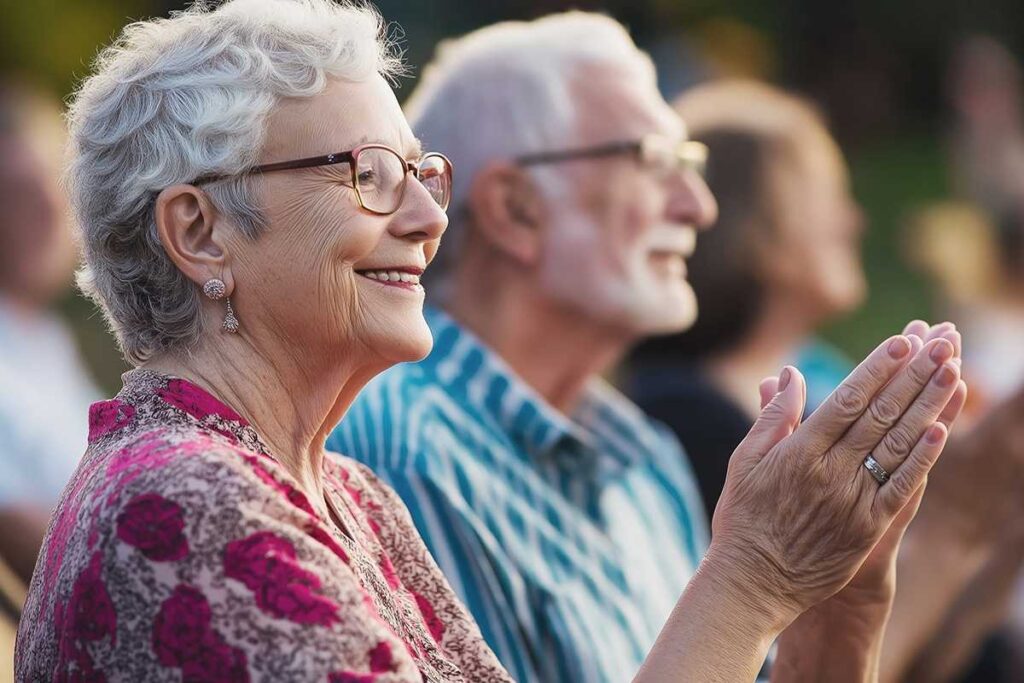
[331,15,967,682]
[628,79,1024,683]
[891,38,1024,682]
[14,2,965,680]
[934,35,1024,414]
[0,81,100,587]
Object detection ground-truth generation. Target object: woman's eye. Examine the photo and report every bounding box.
[358,170,376,184]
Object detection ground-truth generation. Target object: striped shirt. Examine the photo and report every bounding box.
[328,307,709,683]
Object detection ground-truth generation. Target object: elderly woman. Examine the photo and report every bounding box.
[16,1,966,681]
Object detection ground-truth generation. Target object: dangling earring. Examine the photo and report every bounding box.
[202,278,240,333]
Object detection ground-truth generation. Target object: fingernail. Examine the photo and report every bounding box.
[888,336,911,359]
[930,340,953,364]
[779,367,792,392]
[935,363,958,387]
[926,423,946,444]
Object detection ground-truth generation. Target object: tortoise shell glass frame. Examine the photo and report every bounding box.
[191,143,453,216]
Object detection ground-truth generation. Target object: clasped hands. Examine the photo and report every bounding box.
[705,321,966,674]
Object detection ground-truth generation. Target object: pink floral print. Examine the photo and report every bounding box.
[153,584,249,682]
[116,493,189,561]
[223,531,340,627]
[16,370,510,682]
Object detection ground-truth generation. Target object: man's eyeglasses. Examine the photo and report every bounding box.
[191,143,453,216]
[514,134,708,180]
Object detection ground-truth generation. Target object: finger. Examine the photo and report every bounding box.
[926,321,956,343]
[938,329,962,361]
[937,380,968,430]
[903,320,930,338]
[800,335,915,452]
[863,360,959,485]
[877,422,949,517]
[760,376,780,411]
[735,366,806,471]
[830,338,956,462]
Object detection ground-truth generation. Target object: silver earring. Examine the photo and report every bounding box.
[203,278,226,300]
[202,278,239,333]
[222,298,240,333]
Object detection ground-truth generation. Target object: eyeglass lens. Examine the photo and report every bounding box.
[354,147,452,214]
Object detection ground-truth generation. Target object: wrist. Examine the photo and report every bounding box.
[701,541,799,637]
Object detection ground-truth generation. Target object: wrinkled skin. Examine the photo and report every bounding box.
[709,330,963,622]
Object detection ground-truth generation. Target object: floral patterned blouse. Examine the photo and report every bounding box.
[15,369,513,682]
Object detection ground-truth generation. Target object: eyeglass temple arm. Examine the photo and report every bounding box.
[514,141,642,166]
[191,151,356,185]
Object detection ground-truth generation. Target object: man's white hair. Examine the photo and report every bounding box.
[405,12,658,301]
[68,0,403,365]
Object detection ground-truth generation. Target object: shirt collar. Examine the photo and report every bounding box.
[89,368,271,456]
[419,307,647,472]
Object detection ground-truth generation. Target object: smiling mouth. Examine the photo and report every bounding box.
[650,252,687,279]
[355,267,424,292]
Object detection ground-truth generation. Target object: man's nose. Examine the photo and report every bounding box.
[666,170,718,231]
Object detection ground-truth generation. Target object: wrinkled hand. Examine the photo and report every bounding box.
[757,352,966,611]
[708,327,963,624]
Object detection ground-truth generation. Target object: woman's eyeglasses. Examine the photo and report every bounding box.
[514,134,708,180]
[192,143,453,216]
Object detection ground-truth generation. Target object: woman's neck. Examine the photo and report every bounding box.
[143,327,378,502]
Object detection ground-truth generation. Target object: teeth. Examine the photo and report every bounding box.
[359,269,421,285]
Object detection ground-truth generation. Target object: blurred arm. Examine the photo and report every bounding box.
[0,505,49,586]
[903,536,1024,682]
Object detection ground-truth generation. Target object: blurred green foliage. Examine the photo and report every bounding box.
[3,0,1022,388]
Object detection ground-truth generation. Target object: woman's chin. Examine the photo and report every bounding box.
[370,328,435,365]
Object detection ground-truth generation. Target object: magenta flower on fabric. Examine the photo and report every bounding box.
[152,585,249,682]
[243,454,318,517]
[116,493,189,561]
[181,633,249,683]
[88,400,136,441]
[413,592,445,644]
[66,552,117,646]
[224,532,340,627]
[156,379,246,423]
[378,555,400,590]
[328,673,378,683]
[152,585,211,665]
[306,525,350,564]
[368,641,395,673]
[106,435,176,487]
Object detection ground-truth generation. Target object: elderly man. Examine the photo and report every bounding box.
[328,12,964,682]
[329,14,714,680]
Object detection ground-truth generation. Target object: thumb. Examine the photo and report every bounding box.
[735,366,806,469]
[759,376,780,410]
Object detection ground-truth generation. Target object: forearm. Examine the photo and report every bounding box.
[772,599,891,683]
[0,506,50,586]
[879,514,991,683]
[635,551,786,683]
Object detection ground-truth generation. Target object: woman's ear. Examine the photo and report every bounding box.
[155,184,234,292]
[465,162,545,265]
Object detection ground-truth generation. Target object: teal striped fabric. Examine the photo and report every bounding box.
[328,307,709,683]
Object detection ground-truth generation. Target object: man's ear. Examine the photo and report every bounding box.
[154,184,234,293]
[465,162,546,265]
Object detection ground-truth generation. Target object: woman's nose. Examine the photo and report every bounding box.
[390,177,449,242]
